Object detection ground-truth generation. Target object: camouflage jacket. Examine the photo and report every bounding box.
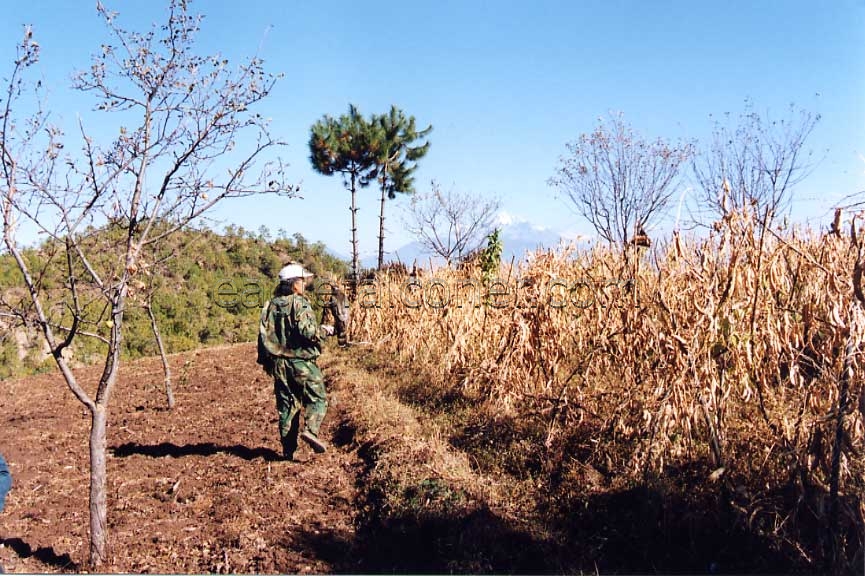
[258,294,327,362]
[321,287,350,326]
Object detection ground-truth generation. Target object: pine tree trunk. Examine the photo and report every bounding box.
[89,404,108,567]
[146,303,174,410]
[350,170,359,283]
[378,172,387,270]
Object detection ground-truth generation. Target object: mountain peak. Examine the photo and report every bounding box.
[363,217,588,268]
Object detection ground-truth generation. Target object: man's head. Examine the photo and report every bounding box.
[277,263,314,295]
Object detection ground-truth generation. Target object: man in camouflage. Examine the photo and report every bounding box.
[258,263,334,460]
[320,278,350,347]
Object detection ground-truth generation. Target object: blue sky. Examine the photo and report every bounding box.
[2,1,864,257]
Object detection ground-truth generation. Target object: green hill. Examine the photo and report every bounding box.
[0,223,348,379]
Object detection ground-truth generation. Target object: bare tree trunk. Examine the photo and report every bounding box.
[84,291,126,568]
[350,170,359,284]
[88,404,108,567]
[145,303,174,410]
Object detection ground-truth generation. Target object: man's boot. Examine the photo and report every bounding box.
[279,412,301,460]
[300,429,327,454]
[280,438,298,461]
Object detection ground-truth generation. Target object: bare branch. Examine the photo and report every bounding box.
[550,112,692,248]
[691,102,820,227]
[403,181,501,265]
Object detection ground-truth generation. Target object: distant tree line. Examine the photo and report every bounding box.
[0,223,346,381]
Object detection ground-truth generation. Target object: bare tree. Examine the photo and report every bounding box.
[135,229,213,411]
[403,181,501,265]
[549,113,693,250]
[136,238,193,411]
[144,294,173,408]
[691,102,820,226]
[0,2,295,566]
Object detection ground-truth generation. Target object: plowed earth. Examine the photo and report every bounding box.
[0,344,362,573]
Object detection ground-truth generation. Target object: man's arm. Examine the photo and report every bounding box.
[292,297,327,346]
[257,301,275,372]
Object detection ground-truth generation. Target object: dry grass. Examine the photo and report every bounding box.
[351,209,865,571]
[323,351,568,572]
[325,352,506,516]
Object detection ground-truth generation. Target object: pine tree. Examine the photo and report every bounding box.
[369,107,431,269]
[309,105,378,282]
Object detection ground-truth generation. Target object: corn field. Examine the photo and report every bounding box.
[352,208,865,568]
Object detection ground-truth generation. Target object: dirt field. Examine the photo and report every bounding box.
[0,341,832,574]
[0,344,363,573]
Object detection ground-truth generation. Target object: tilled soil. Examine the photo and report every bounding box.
[0,344,363,573]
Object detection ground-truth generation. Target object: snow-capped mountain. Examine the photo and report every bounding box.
[348,216,587,269]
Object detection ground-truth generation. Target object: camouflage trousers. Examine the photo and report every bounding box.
[334,314,349,346]
[323,300,350,347]
[272,357,328,458]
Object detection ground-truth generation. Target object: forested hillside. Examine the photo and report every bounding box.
[0,223,347,379]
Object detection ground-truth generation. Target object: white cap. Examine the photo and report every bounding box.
[278,263,314,281]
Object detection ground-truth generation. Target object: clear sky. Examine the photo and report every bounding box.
[2,1,864,257]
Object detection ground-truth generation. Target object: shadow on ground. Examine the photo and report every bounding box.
[293,504,555,574]
[1,537,78,571]
[551,484,798,574]
[111,442,283,462]
[289,484,806,574]
[322,422,815,573]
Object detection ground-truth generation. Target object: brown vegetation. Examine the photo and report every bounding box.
[351,207,865,572]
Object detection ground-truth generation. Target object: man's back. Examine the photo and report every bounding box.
[259,294,324,360]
